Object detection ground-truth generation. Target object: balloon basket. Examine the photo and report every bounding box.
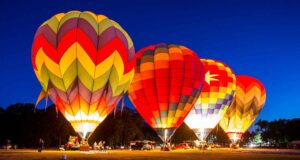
[79,145,90,151]
[198,140,208,150]
[155,128,176,151]
[229,139,240,149]
[79,140,90,151]
[229,143,239,149]
[161,144,172,151]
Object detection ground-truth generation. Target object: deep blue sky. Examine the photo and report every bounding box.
[0,0,299,121]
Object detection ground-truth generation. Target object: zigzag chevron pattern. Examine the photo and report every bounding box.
[219,75,266,136]
[32,11,135,134]
[185,59,236,134]
[128,44,205,129]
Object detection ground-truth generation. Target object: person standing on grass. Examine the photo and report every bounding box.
[6,139,11,150]
[38,138,44,152]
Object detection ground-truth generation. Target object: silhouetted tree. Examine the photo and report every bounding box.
[1,103,299,149]
[0,104,76,148]
[89,107,147,147]
[208,124,230,145]
[254,119,300,148]
[171,123,197,143]
[240,131,255,146]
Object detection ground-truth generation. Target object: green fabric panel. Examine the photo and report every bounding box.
[109,65,120,96]
[77,61,94,91]
[98,18,113,35]
[48,69,65,92]
[62,60,77,89]
[93,69,111,92]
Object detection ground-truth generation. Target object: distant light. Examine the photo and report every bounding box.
[249,143,257,148]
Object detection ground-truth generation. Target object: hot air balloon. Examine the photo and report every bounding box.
[128,44,205,147]
[184,59,236,143]
[31,11,135,140]
[219,75,266,146]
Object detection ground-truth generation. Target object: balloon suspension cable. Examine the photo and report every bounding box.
[113,105,117,119]
[227,132,242,148]
[55,106,58,118]
[156,128,176,148]
[121,95,125,117]
[55,97,60,118]
[45,94,48,112]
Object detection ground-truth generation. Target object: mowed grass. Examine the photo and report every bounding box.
[0,148,300,160]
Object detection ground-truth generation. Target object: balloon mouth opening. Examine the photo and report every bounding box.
[155,128,177,144]
[192,128,213,142]
[70,121,99,140]
[226,132,243,144]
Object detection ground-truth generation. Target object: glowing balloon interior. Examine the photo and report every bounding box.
[219,75,266,143]
[128,44,205,144]
[185,59,236,141]
[156,128,177,144]
[32,11,135,139]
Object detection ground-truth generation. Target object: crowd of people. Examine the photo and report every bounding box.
[92,141,106,151]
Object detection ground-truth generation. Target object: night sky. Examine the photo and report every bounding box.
[0,0,299,121]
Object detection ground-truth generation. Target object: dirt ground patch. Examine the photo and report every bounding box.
[0,148,300,160]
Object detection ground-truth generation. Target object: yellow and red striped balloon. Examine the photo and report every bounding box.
[31,11,135,139]
[184,59,236,141]
[219,75,266,142]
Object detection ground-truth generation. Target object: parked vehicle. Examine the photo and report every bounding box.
[291,140,300,149]
[174,143,190,150]
[130,140,156,150]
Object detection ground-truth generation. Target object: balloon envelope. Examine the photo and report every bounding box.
[219,75,266,142]
[32,11,135,139]
[185,59,236,141]
[128,44,205,143]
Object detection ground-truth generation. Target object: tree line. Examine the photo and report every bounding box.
[255,119,300,148]
[0,103,299,148]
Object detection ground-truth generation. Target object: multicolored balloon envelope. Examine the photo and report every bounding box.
[185,59,236,141]
[219,75,266,143]
[31,11,135,139]
[128,44,205,143]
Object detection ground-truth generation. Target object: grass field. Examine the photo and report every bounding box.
[0,148,300,160]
